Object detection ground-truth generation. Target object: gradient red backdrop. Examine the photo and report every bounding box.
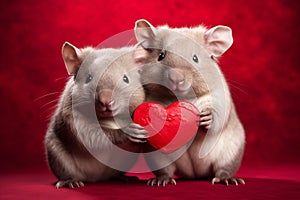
[0,0,299,199]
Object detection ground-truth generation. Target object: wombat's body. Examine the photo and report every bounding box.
[134,20,245,186]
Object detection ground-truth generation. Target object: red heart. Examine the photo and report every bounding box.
[133,100,200,153]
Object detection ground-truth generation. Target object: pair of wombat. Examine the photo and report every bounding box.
[45,19,245,188]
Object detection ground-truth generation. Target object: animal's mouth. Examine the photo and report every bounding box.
[174,88,190,96]
[95,102,114,118]
[97,109,113,117]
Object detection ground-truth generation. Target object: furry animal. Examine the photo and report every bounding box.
[45,42,147,188]
[133,19,245,186]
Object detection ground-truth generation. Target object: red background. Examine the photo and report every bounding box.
[0,0,299,199]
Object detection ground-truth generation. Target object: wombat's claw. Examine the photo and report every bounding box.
[55,180,84,188]
[147,177,176,186]
[211,177,245,186]
[196,109,213,129]
[127,137,147,143]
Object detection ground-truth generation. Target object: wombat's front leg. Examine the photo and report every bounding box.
[123,122,148,143]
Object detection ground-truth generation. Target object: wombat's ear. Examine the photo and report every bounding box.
[204,26,233,57]
[62,42,90,75]
[134,19,157,49]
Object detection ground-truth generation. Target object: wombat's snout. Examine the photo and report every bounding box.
[167,69,189,91]
[98,89,114,112]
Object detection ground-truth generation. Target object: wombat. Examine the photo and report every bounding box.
[133,19,245,186]
[45,42,147,188]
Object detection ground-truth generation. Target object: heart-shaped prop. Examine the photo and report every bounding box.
[133,100,200,153]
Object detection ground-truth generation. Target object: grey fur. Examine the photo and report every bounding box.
[134,20,246,186]
[45,44,146,188]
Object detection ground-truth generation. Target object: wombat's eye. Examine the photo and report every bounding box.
[193,55,199,63]
[123,74,129,84]
[158,52,166,61]
[85,74,93,84]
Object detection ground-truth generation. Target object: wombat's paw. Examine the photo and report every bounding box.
[147,175,176,187]
[196,108,213,129]
[55,180,84,188]
[123,122,148,143]
[211,177,245,186]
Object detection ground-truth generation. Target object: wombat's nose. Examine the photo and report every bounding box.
[168,69,185,86]
[99,99,114,108]
[98,89,113,109]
